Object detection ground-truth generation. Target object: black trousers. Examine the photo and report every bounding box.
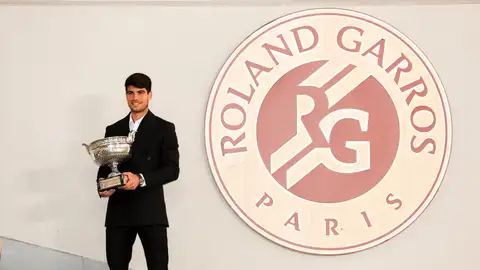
[106,225,168,270]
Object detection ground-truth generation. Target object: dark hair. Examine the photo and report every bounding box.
[125,73,152,93]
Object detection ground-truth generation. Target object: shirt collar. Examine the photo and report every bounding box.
[129,113,145,132]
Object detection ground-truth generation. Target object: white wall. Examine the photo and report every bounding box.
[0,1,478,270]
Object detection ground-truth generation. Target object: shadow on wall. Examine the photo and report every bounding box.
[0,94,121,267]
[5,94,112,256]
[0,237,137,270]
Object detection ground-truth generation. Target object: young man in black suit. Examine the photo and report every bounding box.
[96,73,180,270]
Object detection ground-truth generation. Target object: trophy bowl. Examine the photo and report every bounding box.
[83,131,136,191]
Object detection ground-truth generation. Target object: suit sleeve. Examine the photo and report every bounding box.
[96,126,112,181]
[142,122,180,188]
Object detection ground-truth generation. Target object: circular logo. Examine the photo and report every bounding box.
[205,8,452,255]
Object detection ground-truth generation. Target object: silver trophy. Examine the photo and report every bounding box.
[82,131,136,192]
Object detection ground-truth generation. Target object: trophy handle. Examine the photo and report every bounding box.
[127,130,136,144]
[82,143,91,155]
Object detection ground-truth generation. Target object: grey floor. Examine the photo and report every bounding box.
[0,237,128,270]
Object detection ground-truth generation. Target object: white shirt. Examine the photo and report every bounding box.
[129,114,144,133]
[129,113,147,187]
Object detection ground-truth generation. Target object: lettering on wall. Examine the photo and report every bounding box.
[204,8,452,255]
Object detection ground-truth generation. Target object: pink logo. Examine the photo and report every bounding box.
[205,8,452,255]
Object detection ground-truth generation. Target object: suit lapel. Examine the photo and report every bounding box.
[115,114,130,136]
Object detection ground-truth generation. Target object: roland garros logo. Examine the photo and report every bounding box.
[205,9,451,255]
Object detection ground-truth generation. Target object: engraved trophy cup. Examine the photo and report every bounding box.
[82,131,136,192]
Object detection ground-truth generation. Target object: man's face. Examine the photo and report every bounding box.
[126,85,151,113]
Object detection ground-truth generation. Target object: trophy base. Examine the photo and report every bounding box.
[98,174,126,192]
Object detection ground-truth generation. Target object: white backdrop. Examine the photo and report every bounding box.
[0,2,478,270]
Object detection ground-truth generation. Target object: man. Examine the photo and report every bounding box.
[96,73,180,270]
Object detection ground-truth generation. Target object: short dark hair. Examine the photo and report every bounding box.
[125,73,152,93]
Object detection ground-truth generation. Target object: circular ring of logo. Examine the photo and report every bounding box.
[205,8,452,255]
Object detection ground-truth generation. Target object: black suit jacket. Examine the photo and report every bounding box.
[97,110,180,227]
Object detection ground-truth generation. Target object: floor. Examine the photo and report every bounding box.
[0,237,134,270]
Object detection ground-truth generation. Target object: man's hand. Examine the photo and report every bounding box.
[99,189,115,197]
[120,172,140,190]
